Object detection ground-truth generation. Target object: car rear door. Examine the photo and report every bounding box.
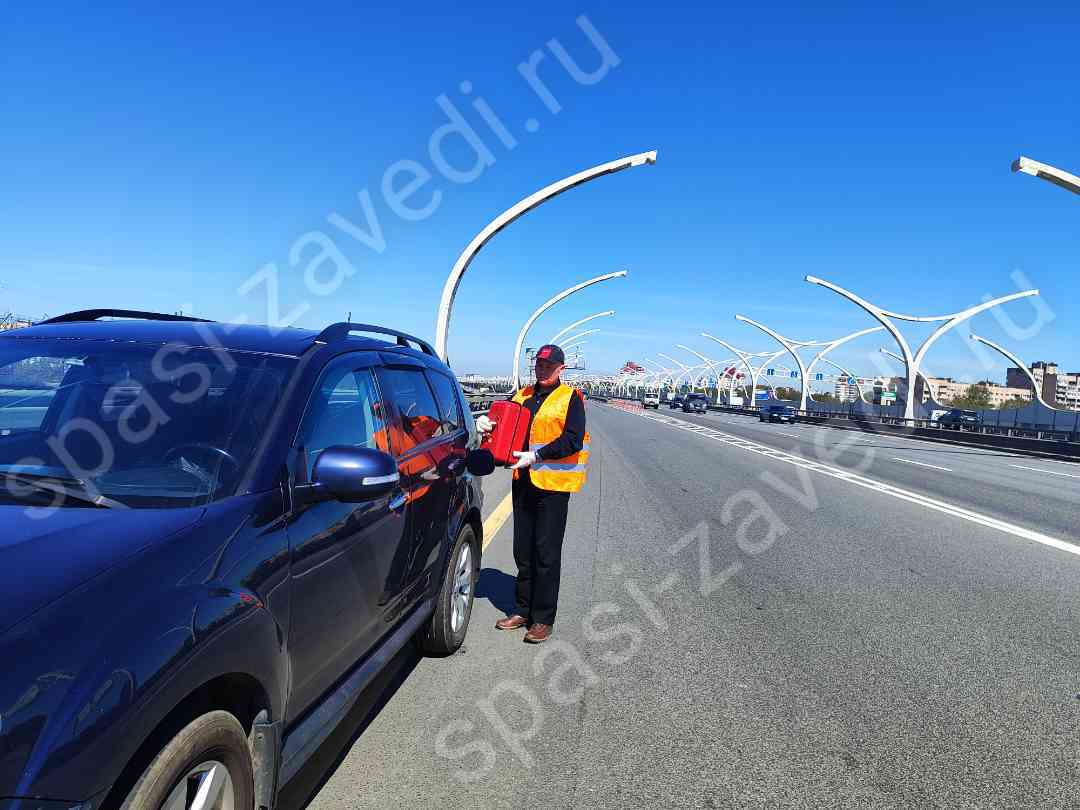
[285,353,410,720]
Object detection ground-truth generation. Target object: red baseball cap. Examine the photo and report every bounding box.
[535,344,566,364]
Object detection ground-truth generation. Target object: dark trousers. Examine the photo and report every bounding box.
[511,476,571,626]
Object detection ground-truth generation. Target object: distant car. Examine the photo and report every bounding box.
[682,393,709,413]
[760,404,797,423]
[642,392,661,409]
[937,408,980,430]
[669,394,685,409]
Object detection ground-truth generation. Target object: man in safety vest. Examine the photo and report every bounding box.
[476,344,589,643]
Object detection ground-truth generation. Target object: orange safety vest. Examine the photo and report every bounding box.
[511,383,590,493]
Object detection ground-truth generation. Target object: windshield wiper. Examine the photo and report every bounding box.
[2,473,126,509]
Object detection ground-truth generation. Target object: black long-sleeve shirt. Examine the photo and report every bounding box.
[510,381,587,460]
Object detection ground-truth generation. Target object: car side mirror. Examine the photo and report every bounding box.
[296,446,400,505]
[466,448,496,477]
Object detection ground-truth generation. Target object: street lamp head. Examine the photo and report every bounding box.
[1011,156,1080,196]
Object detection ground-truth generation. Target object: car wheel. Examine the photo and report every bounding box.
[120,710,254,810]
[418,524,479,656]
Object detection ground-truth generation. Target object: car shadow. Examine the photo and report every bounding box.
[476,566,517,616]
[277,643,421,810]
[278,570,519,809]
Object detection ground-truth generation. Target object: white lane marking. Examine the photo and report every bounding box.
[1010,464,1080,480]
[623,409,1080,558]
[891,457,954,473]
[1027,457,1080,467]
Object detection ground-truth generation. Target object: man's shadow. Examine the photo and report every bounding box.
[476,567,517,616]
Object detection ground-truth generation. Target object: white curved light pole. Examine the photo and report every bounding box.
[642,358,672,393]
[700,340,788,404]
[1012,156,1080,196]
[969,333,1061,410]
[804,275,1039,421]
[511,270,627,388]
[548,310,615,345]
[752,349,797,400]
[559,328,599,346]
[676,345,736,404]
[802,326,886,403]
[699,334,759,396]
[658,352,697,391]
[435,151,657,363]
[735,315,831,411]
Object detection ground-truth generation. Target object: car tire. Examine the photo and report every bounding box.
[418,524,479,656]
[120,710,255,810]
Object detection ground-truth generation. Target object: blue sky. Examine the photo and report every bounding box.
[1,1,1077,383]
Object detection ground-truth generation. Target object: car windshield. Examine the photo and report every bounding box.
[0,338,295,508]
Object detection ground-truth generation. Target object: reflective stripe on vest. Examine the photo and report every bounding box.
[511,383,590,493]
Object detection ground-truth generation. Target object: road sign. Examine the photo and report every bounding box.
[881,392,896,402]
[755,392,769,401]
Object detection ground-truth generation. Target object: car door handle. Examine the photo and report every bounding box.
[389,491,408,512]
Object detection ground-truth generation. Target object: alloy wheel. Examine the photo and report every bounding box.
[162,760,235,810]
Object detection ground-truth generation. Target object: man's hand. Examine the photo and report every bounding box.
[509,451,536,470]
[476,414,496,435]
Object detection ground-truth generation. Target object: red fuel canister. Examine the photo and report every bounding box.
[481,400,531,466]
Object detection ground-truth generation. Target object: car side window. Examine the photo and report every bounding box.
[376,368,444,454]
[296,364,387,480]
[424,370,463,434]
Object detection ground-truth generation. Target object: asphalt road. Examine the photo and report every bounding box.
[284,401,1080,810]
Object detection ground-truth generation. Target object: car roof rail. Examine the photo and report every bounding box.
[315,322,437,358]
[38,309,213,325]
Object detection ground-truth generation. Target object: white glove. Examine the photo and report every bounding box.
[476,414,496,435]
[510,450,536,470]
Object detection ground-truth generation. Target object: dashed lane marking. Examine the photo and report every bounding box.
[891,457,954,473]
[604,406,1080,558]
[1010,464,1080,480]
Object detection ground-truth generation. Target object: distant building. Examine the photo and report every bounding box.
[922,376,1032,407]
[1005,360,1080,410]
[833,376,878,402]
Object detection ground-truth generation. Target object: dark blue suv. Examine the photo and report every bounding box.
[0,310,492,810]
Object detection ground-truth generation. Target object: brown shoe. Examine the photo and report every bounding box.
[495,614,528,630]
[524,623,552,643]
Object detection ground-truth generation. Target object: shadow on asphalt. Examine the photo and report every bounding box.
[476,567,517,616]
[272,569,518,808]
[277,643,421,810]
